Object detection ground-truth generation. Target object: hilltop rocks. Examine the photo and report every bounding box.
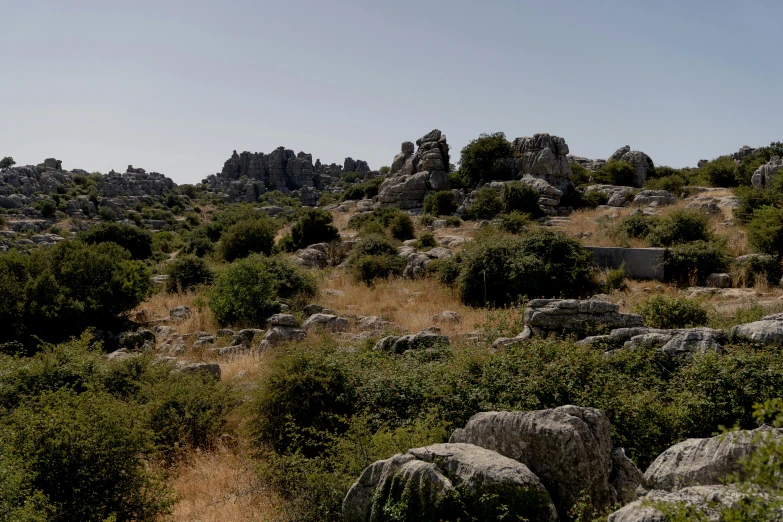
[524,298,644,338]
[342,443,557,522]
[512,134,572,190]
[97,166,174,198]
[378,130,450,209]
[751,156,783,188]
[450,406,642,517]
[609,146,656,187]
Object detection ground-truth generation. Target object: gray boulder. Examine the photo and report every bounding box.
[705,272,732,288]
[176,362,221,381]
[301,313,349,332]
[342,443,557,522]
[751,156,783,189]
[449,405,642,517]
[609,147,655,187]
[608,485,745,522]
[633,190,675,207]
[731,313,783,345]
[524,298,644,338]
[373,329,450,354]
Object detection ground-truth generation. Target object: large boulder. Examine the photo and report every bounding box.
[731,313,783,345]
[608,485,745,522]
[342,443,557,522]
[449,405,642,517]
[751,156,783,189]
[609,146,655,187]
[579,327,725,359]
[524,298,644,339]
[643,426,781,492]
[378,130,451,209]
[373,329,450,354]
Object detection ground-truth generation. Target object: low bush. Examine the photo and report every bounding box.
[644,169,688,194]
[733,254,782,287]
[699,156,737,187]
[570,162,591,187]
[637,295,709,329]
[182,229,214,257]
[218,218,277,261]
[645,209,711,247]
[603,264,628,293]
[415,232,437,250]
[593,160,637,186]
[165,255,213,293]
[748,206,783,260]
[465,187,503,220]
[350,254,406,285]
[502,181,540,215]
[666,239,732,285]
[98,205,119,221]
[499,211,531,234]
[389,213,415,240]
[615,213,660,240]
[423,191,457,216]
[37,199,57,218]
[290,208,340,250]
[444,216,462,227]
[734,186,783,223]
[80,222,153,260]
[580,190,609,209]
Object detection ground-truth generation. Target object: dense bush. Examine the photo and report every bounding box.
[389,213,415,240]
[209,254,316,327]
[733,186,783,223]
[165,255,213,293]
[499,211,531,234]
[502,181,540,215]
[218,218,277,261]
[579,190,609,209]
[593,160,637,186]
[415,232,437,250]
[570,162,591,187]
[616,212,660,240]
[37,199,57,218]
[644,166,690,194]
[603,264,627,293]
[458,132,512,187]
[347,234,405,284]
[666,239,732,285]
[465,187,503,220]
[80,222,153,259]
[447,229,597,307]
[637,295,709,329]
[733,254,782,287]
[347,207,406,232]
[645,209,711,247]
[340,178,383,201]
[97,205,119,221]
[423,191,458,216]
[748,206,783,260]
[290,208,340,250]
[0,241,151,350]
[182,228,215,257]
[699,156,737,187]
[0,156,15,169]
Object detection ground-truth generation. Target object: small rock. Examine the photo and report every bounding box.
[433,311,460,323]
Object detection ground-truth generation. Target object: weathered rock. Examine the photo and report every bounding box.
[524,298,644,339]
[268,314,298,327]
[433,311,460,323]
[580,327,725,358]
[685,197,722,215]
[731,313,783,345]
[301,313,349,332]
[342,443,557,522]
[644,426,782,491]
[169,305,192,320]
[608,485,745,522]
[633,190,675,207]
[705,273,732,288]
[609,147,655,187]
[450,405,642,517]
[257,326,307,350]
[751,156,783,189]
[176,362,221,381]
[585,185,636,207]
[304,304,324,316]
[372,330,450,354]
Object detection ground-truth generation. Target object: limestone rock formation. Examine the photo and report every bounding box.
[342,443,557,522]
[608,485,745,522]
[373,329,450,354]
[578,326,725,359]
[750,156,783,188]
[633,190,675,207]
[377,130,450,209]
[512,134,572,190]
[450,405,642,517]
[731,313,783,345]
[609,146,656,187]
[301,313,349,332]
[524,298,645,338]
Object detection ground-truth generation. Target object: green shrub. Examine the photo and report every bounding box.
[80,222,153,259]
[458,132,512,187]
[151,230,181,255]
[447,171,465,190]
[666,239,732,285]
[451,229,597,307]
[423,191,457,216]
[580,190,609,209]
[340,184,365,202]
[1,388,171,521]
[645,209,711,247]
[733,254,782,287]
[614,213,660,241]
[257,255,318,302]
[465,187,503,220]
[218,218,277,261]
[37,199,57,219]
[97,205,118,221]
[444,216,462,227]
[734,186,783,223]
[419,214,435,227]
[341,178,383,202]
[748,206,783,260]
[699,156,737,187]
[593,160,637,186]
[415,232,437,250]
[570,162,591,187]
[291,208,340,249]
[182,229,214,258]
[278,233,296,253]
[389,213,415,241]
[502,181,540,215]
[499,211,531,234]
[0,241,151,350]
[351,255,406,285]
[603,264,628,293]
[0,156,15,169]
[352,234,399,258]
[165,255,213,293]
[637,295,709,329]
[347,207,405,231]
[644,166,688,194]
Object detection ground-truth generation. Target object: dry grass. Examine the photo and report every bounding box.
[137,290,217,335]
[316,270,485,335]
[163,446,280,522]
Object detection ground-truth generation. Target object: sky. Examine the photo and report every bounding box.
[1,0,781,184]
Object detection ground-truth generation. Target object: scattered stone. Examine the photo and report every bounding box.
[373,330,450,354]
[176,362,221,381]
[705,273,732,288]
[633,190,675,207]
[169,306,192,320]
[433,311,460,323]
[302,313,350,332]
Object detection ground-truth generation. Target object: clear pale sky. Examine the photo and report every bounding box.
[2,0,781,184]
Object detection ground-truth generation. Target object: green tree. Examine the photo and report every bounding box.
[593,160,637,186]
[458,132,512,187]
[80,222,153,260]
[0,157,15,169]
[290,208,340,249]
[748,206,783,260]
[219,219,278,261]
[165,255,214,293]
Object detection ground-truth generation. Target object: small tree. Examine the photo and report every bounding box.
[465,188,503,220]
[165,255,214,293]
[80,222,153,259]
[0,156,15,169]
[748,206,783,260]
[37,199,57,219]
[593,160,637,186]
[219,219,277,261]
[389,213,416,240]
[423,191,458,216]
[290,208,340,249]
[502,181,540,215]
[458,132,512,187]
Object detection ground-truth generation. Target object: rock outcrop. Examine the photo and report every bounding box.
[524,298,645,338]
[377,130,451,209]
[373,328,450,354]
[731,313,783,345]
[343,443,557,522]
[450,406,642,517]
[609,146,655,187]
[578,326,725,359]
[608,485,744,522]
[751,156,783,188]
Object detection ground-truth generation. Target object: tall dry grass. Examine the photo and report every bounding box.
[137,290,216,335]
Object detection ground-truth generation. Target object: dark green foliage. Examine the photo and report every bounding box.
[80,222,153,259]
[748,206,783,259]
[182,229,214,257]
[593,160,637,186]
[499,211,531,234]
[151,230,181,255]
[352,234,399,258]
[0,241,151,350]
[458,132,512,187]
[165,255,213,293]
[645,210,711,247]
[340,184,366,201]
[389,213,415,241]
[666,239,732,285]
[348,207,407,232]
[97,205,118,221]
[603,264,628,293]
[0,156,15,169]
[465,187,503,220]
[637,295,709,329]
[699,156,737,187]
[218,218,278,261]
[341,178,383,201]
[570,162,591,187]
[449,229,597,307]
[423,191,458,216]
[502,181,540,216]
[37,199,57,218]
[351,255,406,284]
[615,213,660,240]
[209,254,316,327]
[644,167,688,194]
[579,190,609,209]
[415,232,437,250]
[733,254,782,287]
[733,186,783,223]
[290,208,340,249]
[444,216,462,227]
[447,171,465,190]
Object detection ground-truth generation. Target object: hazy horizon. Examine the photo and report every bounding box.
[2,0,781,184]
